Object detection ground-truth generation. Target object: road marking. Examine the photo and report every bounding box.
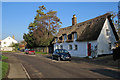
[21,63,31,80]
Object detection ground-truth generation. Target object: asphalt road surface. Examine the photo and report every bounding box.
[3,52,120,79]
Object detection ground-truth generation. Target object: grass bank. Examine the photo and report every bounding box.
[35,52,48,54]
[0,55,8,79]
[1,62,8,78]
[2,56,8,60]
[1,51,17,53]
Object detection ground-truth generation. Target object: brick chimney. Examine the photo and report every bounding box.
[72,14,77,26]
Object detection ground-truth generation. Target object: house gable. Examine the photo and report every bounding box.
[97,18,117,55]
[1,36,18,47]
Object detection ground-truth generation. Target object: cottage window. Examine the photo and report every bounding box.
[69,45,72,50]
[12,42,14,44]
[106,29,110,36]
[4,42,6,44]
[59,36,62,40]
[60,45,63,49]
[109,43,111,50]
[74,45,78,50]
[68,34,72,40]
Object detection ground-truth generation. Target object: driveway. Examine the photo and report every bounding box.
[3,52,120,79]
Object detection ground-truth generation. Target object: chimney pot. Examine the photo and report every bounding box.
[72,14,77,26]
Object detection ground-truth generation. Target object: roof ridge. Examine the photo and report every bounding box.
[59,13,111,31]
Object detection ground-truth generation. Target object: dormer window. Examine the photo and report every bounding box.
[68,34,72,40]
[55,38,58,42]
[64,34,67,41]
[74,32,77,40]
[59,36,62,40]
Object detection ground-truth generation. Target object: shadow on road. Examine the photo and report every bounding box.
[90,69,120,79]
[46,55,52,59]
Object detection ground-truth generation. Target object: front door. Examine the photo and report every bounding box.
[88,43,91,56]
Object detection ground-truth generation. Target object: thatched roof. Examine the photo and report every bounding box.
[56,13,119,41]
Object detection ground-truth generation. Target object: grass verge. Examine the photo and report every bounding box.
[0,55,9,79]
[1,51,18,53]
[1,62,8,78]
[2,56,8,60]
[35,52,48,54]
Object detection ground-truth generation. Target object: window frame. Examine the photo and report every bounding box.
[56,45,59,49]
[4,42,6,44]
[106,29,110,36]
[109,43,111,51]
[60,45,63,49]
[74,44,78,50]
[69,44,72,50]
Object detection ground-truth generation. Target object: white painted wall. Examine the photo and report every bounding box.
[1,36,18,51]
[97,18,116,55]
[1,47,15,51]
[54,41,86,57]
[54,40,97,57]
[54,18,117,57]
[1,36,18,47]
[88,40,97,58]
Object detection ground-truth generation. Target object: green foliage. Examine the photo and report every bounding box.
[2,56,8,60]
[23,5,62,47]
[1,62,8,78]
[23,33,35,47]
[10,43,19,51]
[35,52,48,54]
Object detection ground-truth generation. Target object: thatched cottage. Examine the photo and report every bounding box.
[52,13,119,58]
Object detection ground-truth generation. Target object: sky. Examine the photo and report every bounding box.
[2,2,119,42]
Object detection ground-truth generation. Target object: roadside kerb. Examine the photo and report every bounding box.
[21,63,31,80]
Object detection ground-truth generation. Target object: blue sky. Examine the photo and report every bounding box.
[2,2,118,42]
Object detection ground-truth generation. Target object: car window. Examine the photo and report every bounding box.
[55,49,68,53]
[55,49,59,53]
[64,50,68,53]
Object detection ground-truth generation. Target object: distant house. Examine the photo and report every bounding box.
[0,36,18,51]
[52,13,119,58]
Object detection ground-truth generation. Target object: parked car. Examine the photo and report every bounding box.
[20,49,25,52]
[25,49,35,55]
[52,49,71,61]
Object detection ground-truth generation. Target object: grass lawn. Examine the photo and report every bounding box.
[0,62,8,78]
[2,56,8,60]
[0,55,9,79]
[1,51,16,53]
[35,52,48,54]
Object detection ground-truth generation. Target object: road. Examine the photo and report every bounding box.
[3,52,120,79]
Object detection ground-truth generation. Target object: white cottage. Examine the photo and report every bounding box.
[52,13,119,58]
[0,36,18,51]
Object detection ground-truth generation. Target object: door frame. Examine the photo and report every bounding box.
[87,43,91,56]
